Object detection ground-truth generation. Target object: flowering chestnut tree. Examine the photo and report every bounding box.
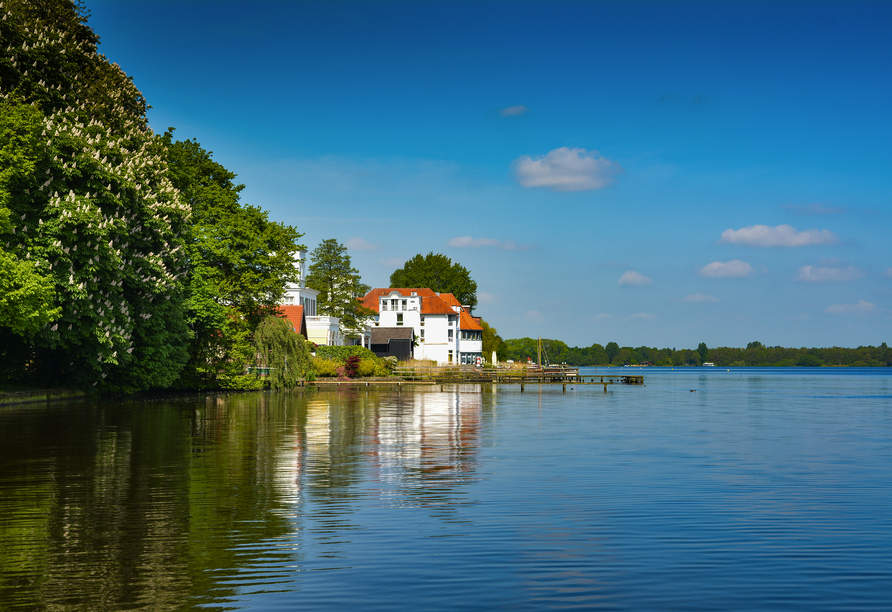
[1,0,189,390]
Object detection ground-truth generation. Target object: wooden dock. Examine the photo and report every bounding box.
[392,365,643,392]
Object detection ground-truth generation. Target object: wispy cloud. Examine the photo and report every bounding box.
[499,105,529,117]
[682,292,720,302]
[523,310,544,323]
[782,202,846,216]
[627,312,655,320]
[719,224,839,247]
[447,236,535,251]
[618,271,652,286]
[796,265,864,282]
[698,260,754,278]
[379,257,406,268]
[825,300,877,315]
[477,291,498,305]
[514,147,623,192]
[346,237,379,251]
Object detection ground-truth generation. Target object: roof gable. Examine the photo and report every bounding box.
[277,305,307,338]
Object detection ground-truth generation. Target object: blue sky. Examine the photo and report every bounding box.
[88,0,892,349]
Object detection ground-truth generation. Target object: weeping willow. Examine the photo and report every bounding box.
[253,315,313,389]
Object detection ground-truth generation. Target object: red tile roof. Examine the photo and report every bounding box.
[362,288,475,317]
[421,295,456,315]
[277,305,307,337]
[438,293,462,308]
[459,310,483,330]
[361,288,440,312]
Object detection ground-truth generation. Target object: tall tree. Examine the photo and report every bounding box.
[305,239,373,340]
[1,0,190,391]
[162,135,305,388]
[389,252,478,312]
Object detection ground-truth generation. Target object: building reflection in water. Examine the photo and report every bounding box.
[291,386,483,515]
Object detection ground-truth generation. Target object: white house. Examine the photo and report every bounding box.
[280,250,372,347]
[361,288,483,365]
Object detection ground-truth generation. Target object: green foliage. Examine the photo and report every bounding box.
[501,338,892,368]
[305,238,373,339]
[797,354,823,367]
[389,252,478,312]
[315,344,378,362]
[311,356,338,377]
[480,319,507,360]
[252,315,313,389]
[0,2,191,391]
[161,135,305,388]
[357,358,377,377]
[697,342,709,362]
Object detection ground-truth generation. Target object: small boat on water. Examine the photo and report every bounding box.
[703,362,715,367]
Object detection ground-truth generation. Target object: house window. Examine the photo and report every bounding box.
[420,316,425,326]
[420,329,425,341]
[401,299,407,310]
[448,350,453,363]
[448,329,453,341]
[396,313,403,326]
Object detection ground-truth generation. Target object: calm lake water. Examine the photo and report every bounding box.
[1,368,891,611]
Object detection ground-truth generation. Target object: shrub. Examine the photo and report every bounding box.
[316,345,378,362]
[312,356,339,377]
[358,359,377,377]
[344,355,361,378]
[373,364,390,377]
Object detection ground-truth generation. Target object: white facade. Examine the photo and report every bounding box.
[282,250,319,316]
[368,290,482,365]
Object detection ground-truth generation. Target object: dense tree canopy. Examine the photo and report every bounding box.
[389,252,478,312]
[1,0,191,391]
[0,1,306,392]
[162,134,305,388]
[306,238,372,340]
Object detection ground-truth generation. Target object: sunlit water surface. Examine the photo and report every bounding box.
[1,368,891,610]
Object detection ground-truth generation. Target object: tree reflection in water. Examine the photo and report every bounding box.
[0,387,487,610]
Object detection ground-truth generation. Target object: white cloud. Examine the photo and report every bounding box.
[345,237,379,251]
[477,291,498,305]
[825,300,877,315]
[523,310,544,323]
[499,105,529,117]
[796,265,864,282]
[447,235,534,251]
[698,260,754,278]
[379,257,406,268]
[682,293,720,303]
[448,236,499,248]
[719,224,839,247]
[514,147,623,192]
[617,271,652,286]
[626,312,655,320]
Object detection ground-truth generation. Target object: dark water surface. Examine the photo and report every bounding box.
[1,368,891,610]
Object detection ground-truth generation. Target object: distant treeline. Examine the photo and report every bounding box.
[502,339,892,367]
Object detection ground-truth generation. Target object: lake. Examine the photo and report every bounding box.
[1,368,891,610]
